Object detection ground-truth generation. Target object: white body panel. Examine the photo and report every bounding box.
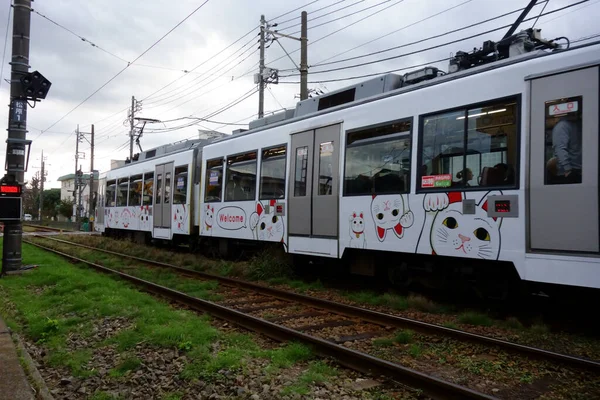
[101,148,196,241]
[199,43,600,290]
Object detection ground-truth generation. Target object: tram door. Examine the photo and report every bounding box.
[529,66,599,252]
[153,162,174,229]
[288,124,341,239]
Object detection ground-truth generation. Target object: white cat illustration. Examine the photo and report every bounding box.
[250,200,284,242]
[202,204,214,235]
[173,205,188,233]
[418,192,502,260]
[370,194,414,241]
[139,205,152,231]
[349,211,366,249]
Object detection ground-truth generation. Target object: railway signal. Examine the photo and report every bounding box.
[1,0,52,276]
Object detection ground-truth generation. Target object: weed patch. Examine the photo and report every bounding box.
[394,330,414,344]
[458,311,493,327]
[248,247,293,281]
[407,294,440,313]
[109,356,141,378]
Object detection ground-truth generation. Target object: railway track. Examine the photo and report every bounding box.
[25,235,600,399]
[22,224,68,233]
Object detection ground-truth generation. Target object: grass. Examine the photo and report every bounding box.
[372,338,394,347]
[343,291,409,311]
[457,311,494,327]
[247,247,293,281]
[408,344,423,358]
[280,361,337,396]
[109,356,141,378]
[394,330,414,344]
[0,242,317,387]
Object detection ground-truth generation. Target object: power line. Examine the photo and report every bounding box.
[314,0,474,66]
[271,0,320,22]
[140,24,258,103]
[0,1,10,92]
[537,0,598,26]
[282,1,584,77]
[274,0,350,28]
[33,9,129,63]
[308,2,546,69]
[532,0,549,28]
[276,0,365,32]
[36,0,211,139]
[288,0,398,36]
[267,0,406,69]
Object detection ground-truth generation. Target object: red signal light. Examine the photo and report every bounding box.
[0,185,20,194]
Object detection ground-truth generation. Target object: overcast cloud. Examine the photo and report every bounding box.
[0,0,596,188]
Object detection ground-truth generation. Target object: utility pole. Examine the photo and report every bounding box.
[88,124,94,230]
[1,0,51,275]
[74,124,79,223]
[38,150,45,221]
[300,11,308,100]
[258,15,266,119]
[129,95,135,160]
[1,0,31,274]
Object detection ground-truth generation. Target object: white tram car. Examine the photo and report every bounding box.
[97,30,600,294]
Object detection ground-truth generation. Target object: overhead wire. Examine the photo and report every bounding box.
[276,0,365,32]
[287,0,398,36]
[280,0,586,77]
[307,1,548,69]
[273,0,349,28]
[37,0,212,141]
[314,0,474,66]
[270,0,320,22]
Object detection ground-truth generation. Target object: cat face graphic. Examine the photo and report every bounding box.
[350,212,365,235]
[371,194,404,241]
[174,205,187,229]
[205,205,214,227]
[257,211,284,241]
[430,201,500,260]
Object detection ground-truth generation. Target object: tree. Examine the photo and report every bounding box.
[41,188,61,219]
[22,172,41,217]
[58,199,74,219]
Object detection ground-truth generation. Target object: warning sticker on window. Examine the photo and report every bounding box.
[549,101,578,116]
[422,174,452,188]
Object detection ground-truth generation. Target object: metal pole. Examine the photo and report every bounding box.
[258,15,265,119]
[129,96,135,161]
[300,11,308,101]
[38,150,44,221]
[2,0,32,274]
[88,124,94,231]
[74,124,79,222]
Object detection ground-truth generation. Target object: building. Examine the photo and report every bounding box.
[57,171,99,219]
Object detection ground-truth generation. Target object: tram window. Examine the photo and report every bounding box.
[544,96,582,185]
[419,97,518,190]
[225,151,257,201]
[143,172,153,206]
[260,145,286,200]
[318,141,334,195]
[344,120,412,196]
[204,158,223,202]
[116,178,128,206]
[294,146,309,197]
[155,174,162,205]
[164,171,172,204]
[129,175,142,206]
[105,180,116,207]
[174,166,188,204]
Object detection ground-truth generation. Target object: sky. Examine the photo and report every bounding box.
[0,0,597,189]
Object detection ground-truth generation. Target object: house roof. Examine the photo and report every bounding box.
[57,171,99,181]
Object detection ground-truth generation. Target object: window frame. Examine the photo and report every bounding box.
[259,144,287,200]
[416,94,521,193]
[142,172,154,206]
[343,117,413,197]
[129,174,143,207]
[116,178,129,207]
[105,180,116,207]
[204,157,224,203]
[173,165,189,204]
[224,149,258,202]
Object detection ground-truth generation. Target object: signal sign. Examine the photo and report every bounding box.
[0,184,21,195]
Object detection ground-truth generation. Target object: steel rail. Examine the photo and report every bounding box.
[32,235,600,372]
[24,239,495,400]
